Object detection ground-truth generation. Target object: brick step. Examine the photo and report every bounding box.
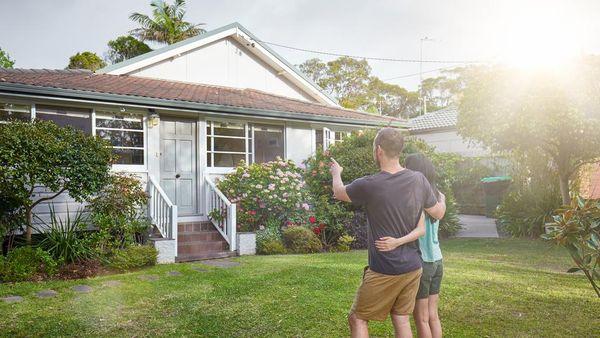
[178,232,223,242]
[175,251,237,262]
[178,241,228,255]
[178,222,214,233]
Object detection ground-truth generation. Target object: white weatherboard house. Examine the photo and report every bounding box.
[0,23,403,263]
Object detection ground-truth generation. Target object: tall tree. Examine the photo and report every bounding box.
[106,35,152,64]
[365,78,420,118]
[129,0,205,45]
[458,62,600,204]
[0,48,15,68]
[66,51,106,71]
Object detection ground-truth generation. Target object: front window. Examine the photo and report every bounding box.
[95,113,145,165]
[36,105,92,134]
[207,121,284,167]
[316,127,348,151]
[0,102,30,121]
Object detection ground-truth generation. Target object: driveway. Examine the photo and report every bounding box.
[456,214,499,238]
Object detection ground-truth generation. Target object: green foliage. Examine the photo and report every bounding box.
[0,120,113,241]
[0,246,59,282]
[451,157,498,214]
[37,206,93,263]
[458,63,600,204]
[0,47,15,68]
[129,0,205,45]
[310,195,353,249]
[544,196,600,297]
[256,228,286,255]
[66,51,107,71]
[282,227,322,254]
[106,35,152,64]
[334,234,355,252]
[106,245,158,271]
[216,158,311,232]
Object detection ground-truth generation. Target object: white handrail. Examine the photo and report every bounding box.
[147,175,178,245]
[205,176,237,251]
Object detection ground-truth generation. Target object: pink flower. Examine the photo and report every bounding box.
[302,203,310,211]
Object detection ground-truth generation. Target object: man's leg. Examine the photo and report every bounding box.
[391,314,413,338]
[427,294,442,338]
[413,298,431,338]
[348,313,369,338]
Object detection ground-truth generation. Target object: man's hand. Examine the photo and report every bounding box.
[375,237,401,252]
[330,158,343,176]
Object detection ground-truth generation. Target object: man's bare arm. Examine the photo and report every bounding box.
[375,213,426,252]
[425,191,446,220]
[330,158,351,202]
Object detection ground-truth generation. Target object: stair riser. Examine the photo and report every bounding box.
[178,222,214,233]
[178,232,223,242]
[178,242,227,255]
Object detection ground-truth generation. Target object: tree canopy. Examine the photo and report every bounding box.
[0,48,15,68]
[129,0,205,45]
[106,35,152,64]
[66,51,107,72]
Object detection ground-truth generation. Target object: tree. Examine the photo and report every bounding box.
[129,0,205,45]
[365,78,420,118]
[0,120,114,243]
[67,51,107,71]
[0,48,15,68]
[106,35,152,64]
[458,63,600,205]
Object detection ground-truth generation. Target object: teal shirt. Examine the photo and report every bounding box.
[419,217,443,262]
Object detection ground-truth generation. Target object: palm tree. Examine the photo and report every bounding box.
[129,0,205,45]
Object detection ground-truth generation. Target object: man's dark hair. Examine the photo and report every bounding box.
[374,128,404,158]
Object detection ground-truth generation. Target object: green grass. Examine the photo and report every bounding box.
[0,239,598,337]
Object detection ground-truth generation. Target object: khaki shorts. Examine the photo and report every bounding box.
[350,267,423,321]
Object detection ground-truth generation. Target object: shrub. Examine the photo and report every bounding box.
[335,234,356,252]
[282,226,322,254]
[544,196,600,297]
[310,195,353,249]
[256,228,286,255]
[216,158,312,232]
[88,173,151,252]
[107,245,158,271]
[36,206,93,263]
[0,246,59,282]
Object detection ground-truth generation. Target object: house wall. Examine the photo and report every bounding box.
[412,129,489,157]
[285,124,315,165]
[130,38,316,103]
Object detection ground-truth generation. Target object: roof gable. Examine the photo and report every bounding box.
[409,106,458,132]
[99,22,338,106]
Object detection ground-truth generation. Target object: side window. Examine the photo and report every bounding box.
[35,105,92,134]
[96,113,145,165]
[253,124,284,163]
[0,102,30,122]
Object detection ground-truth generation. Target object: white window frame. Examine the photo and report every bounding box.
[94,111,147,172]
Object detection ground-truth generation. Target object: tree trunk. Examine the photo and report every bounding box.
[559,175,571,205]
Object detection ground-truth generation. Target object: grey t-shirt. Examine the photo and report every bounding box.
[346,169,438,275]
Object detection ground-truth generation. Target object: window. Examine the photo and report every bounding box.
[316,127,348,151]
[0,102,30,121]
[207,121,285,167]
[36,105,92,134]
[96,113,145,165]
[315,129,324,151]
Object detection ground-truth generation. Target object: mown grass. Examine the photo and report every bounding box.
[0,238,598,337]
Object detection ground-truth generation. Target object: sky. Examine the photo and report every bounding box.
[1,0,599,90]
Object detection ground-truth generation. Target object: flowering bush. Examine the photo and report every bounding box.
[216,158,312,232]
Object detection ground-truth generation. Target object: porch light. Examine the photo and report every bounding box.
[148,109,159,128]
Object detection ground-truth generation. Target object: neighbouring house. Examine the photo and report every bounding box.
[0,22,403,263]
[409,106,488,157]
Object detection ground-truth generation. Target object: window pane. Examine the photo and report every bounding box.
[315,129,323,151]
[97,130,144,147]
[213,122,245,137]
[96,118,143,130]
[211,137,245,152]
[213,153,245,167]
[254,124,284,163]
[113,149,144,165]
[36,105,91,134]
[0,102,30,121]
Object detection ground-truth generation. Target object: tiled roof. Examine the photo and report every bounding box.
[409,106,458,132]
[0,69,400,126]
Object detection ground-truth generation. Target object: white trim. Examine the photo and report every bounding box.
[30,103,36,121]
[177,215,209,223]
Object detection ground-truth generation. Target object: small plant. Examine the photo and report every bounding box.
[282,226,322,254]
[36,205,93,263]
[544,196,600,297]
[0,246,59,282]
[335,234,356,252]
[256,227,286,255]
[107,245,158,271]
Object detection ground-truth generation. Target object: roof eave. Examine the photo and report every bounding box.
[0,82,405,128]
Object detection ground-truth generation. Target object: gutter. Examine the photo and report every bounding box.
[0,82,406,128]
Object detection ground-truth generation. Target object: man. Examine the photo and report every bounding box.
[330,128,446,338]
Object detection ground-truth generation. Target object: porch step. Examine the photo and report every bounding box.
[176,221,231,262]
[175,251,237,262]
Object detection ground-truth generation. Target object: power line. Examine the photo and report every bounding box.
[258,40,485,64]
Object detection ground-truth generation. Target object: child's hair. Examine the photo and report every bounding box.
[405,153,440,222]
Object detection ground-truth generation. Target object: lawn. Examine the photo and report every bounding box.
[0,239,598,337]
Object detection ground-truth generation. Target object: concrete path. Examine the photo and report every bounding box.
[456,214,499,238]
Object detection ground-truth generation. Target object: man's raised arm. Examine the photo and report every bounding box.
[330,158,351,203]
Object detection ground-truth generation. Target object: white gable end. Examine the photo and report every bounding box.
[130,37,315,102]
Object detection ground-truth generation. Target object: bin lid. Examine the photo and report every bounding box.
[481,176,512,183]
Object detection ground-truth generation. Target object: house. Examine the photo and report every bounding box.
[0,22,403,263]
[409,106,488,157]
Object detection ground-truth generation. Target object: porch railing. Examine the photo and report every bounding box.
[205,176,237,251]
[147,175,178,243]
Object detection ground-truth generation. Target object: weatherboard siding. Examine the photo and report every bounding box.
[413,130,488,157]
[130,38,316,103]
